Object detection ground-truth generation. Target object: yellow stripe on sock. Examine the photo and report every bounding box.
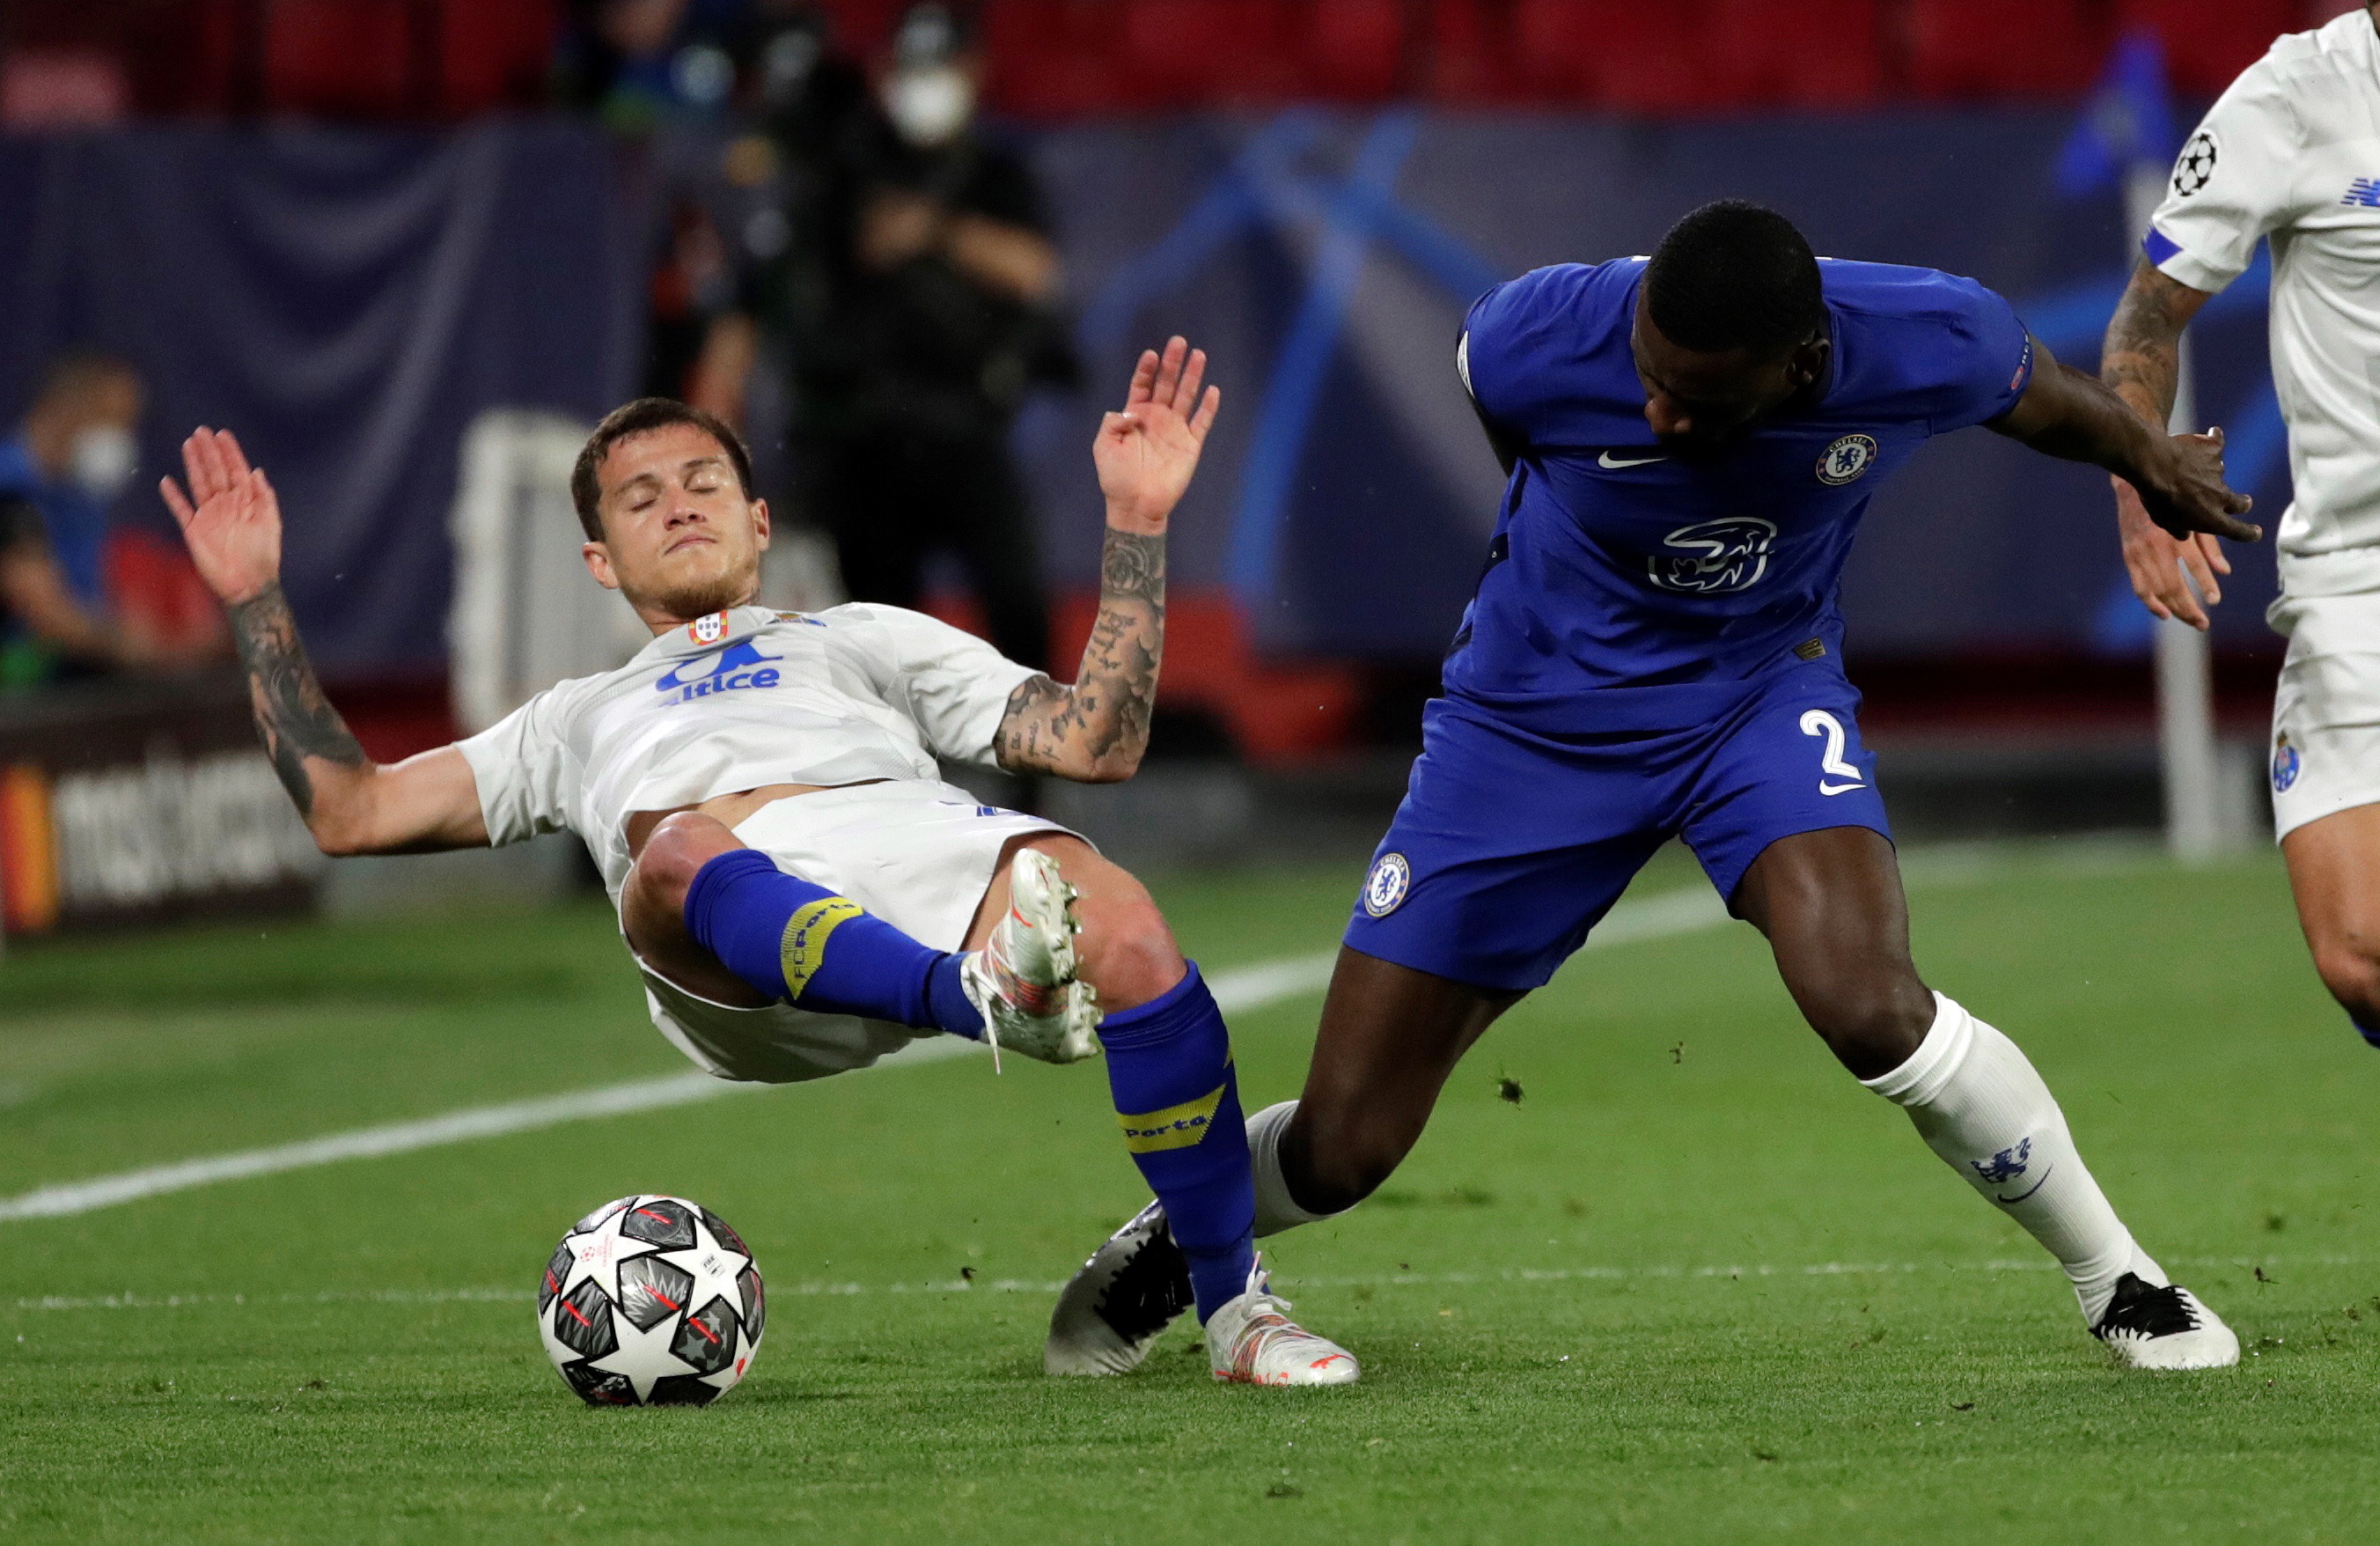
[780,897,864,998]
[1119,1080,1227,1153]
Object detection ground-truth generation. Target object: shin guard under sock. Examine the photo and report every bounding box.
[1096,963,1258,1321]
[682,849,983,1036]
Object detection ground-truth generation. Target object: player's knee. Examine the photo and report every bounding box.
[1282,1098,1408,1214]
[2310,939,2380,1030]
[628,813,740,917]
[1800,968,1936,1080]
[1076,888,1185,1012]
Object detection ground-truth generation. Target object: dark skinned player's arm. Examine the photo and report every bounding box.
[162,426,489,858]
[1985,333,2260,545]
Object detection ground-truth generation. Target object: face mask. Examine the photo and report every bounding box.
[70,425,136,500]
[885,66,973,147]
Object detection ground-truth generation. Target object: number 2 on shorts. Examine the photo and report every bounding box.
[1799,710,1867,796]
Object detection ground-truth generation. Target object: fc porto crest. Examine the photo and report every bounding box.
[690,611,729,645]
[1816,434,1878,486]
[1363,852,1411,917]
[2273,730,2301,794]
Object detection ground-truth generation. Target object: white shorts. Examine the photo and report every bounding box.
[636,779,1075,1084]
[2267,592,2380,841]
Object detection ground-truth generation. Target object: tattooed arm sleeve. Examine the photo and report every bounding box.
[992,526,1164,782]
[2099,259,2212,426]
[226,584,488,853]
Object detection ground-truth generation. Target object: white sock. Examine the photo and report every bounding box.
[1246,1101,1345,1238]
[1861,992,2164,1325]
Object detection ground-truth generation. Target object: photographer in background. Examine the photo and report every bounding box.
[0,353,163,684]
[702,1,1076,672]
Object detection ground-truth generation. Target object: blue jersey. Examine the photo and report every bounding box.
[1443,257,2034,733]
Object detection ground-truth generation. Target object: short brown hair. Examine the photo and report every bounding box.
[569,398,755,541]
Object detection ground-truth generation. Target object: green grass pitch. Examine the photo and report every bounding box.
[4,842,2378,1542]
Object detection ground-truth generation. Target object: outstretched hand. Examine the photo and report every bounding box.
[159,428,283,607]
[2112,471,2232,630]
[1094,336,1222,534]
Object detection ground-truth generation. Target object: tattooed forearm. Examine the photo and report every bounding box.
[995,527,1166,780]
[226,583,367,816]
[2100,259,2207,426]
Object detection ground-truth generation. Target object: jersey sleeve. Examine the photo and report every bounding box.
[2144,53,2306,295]
[1457,264,1577,434]
[826,603,1040,768]
[1904,271,2037,433]
[453,685,578,846]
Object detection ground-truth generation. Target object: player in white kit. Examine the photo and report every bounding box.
[157,337,1356,1386]
[2102,4,2380,1046]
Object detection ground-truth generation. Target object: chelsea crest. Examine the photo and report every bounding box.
[1817,434,1878,486]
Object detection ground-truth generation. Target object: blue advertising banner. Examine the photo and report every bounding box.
[0,122,640,676]
[0,108,2279,678]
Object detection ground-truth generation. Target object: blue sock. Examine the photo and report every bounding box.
[2356,1018,2380,1050]
[681,849,983,1037]
[1096,962,1257,1322]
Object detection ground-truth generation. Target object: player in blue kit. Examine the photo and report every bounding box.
[1047,201,2263,1376]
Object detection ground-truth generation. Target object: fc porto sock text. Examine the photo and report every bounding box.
[682,849,983,1036]
[1862,991,2157,1324]
[1097,963,1258,1322]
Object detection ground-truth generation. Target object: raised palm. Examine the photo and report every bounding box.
[1094,336,1222,532]
[159,427,283,607]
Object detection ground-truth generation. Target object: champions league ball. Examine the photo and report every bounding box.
[537,1194,764,1406]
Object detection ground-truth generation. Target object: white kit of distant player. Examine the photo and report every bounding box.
[2145,9,2380,833]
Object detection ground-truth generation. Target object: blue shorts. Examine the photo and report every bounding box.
[1344,662,1892,991]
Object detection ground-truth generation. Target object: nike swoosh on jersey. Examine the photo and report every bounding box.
[1598,451,1667,468]
[1818,780,1866,796]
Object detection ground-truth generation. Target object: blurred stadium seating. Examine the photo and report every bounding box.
[0,0,2347,127]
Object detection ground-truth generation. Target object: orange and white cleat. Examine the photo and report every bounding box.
[1205,1257,1360,1387]
[959,847,1100,1068]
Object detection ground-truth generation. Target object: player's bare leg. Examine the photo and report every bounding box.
[1730,825,1932,1079]
[2281,804,2380,1042]
[1738,826,2235,1370]
[622,811,769,1005]
[1278,950,1523,1213]
[965,833,1180,1011]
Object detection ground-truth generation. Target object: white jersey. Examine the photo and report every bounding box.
[2148,9,2380,597]
[455,603,1038,899]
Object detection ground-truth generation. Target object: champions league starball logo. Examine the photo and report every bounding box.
[2173,131,2218,197]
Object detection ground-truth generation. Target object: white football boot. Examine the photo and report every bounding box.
[1047,1199,1194,1375]
[959,848,1101,1068]
[2091,1273,2240,1371]
[1206,1257,1360,1387]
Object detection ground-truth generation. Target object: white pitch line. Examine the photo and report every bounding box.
[18,1250,2359,1314]
[0,936,1391,1226]
[0,843,2160,1228]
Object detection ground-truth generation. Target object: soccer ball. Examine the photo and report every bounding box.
[536,1194,765,1406]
